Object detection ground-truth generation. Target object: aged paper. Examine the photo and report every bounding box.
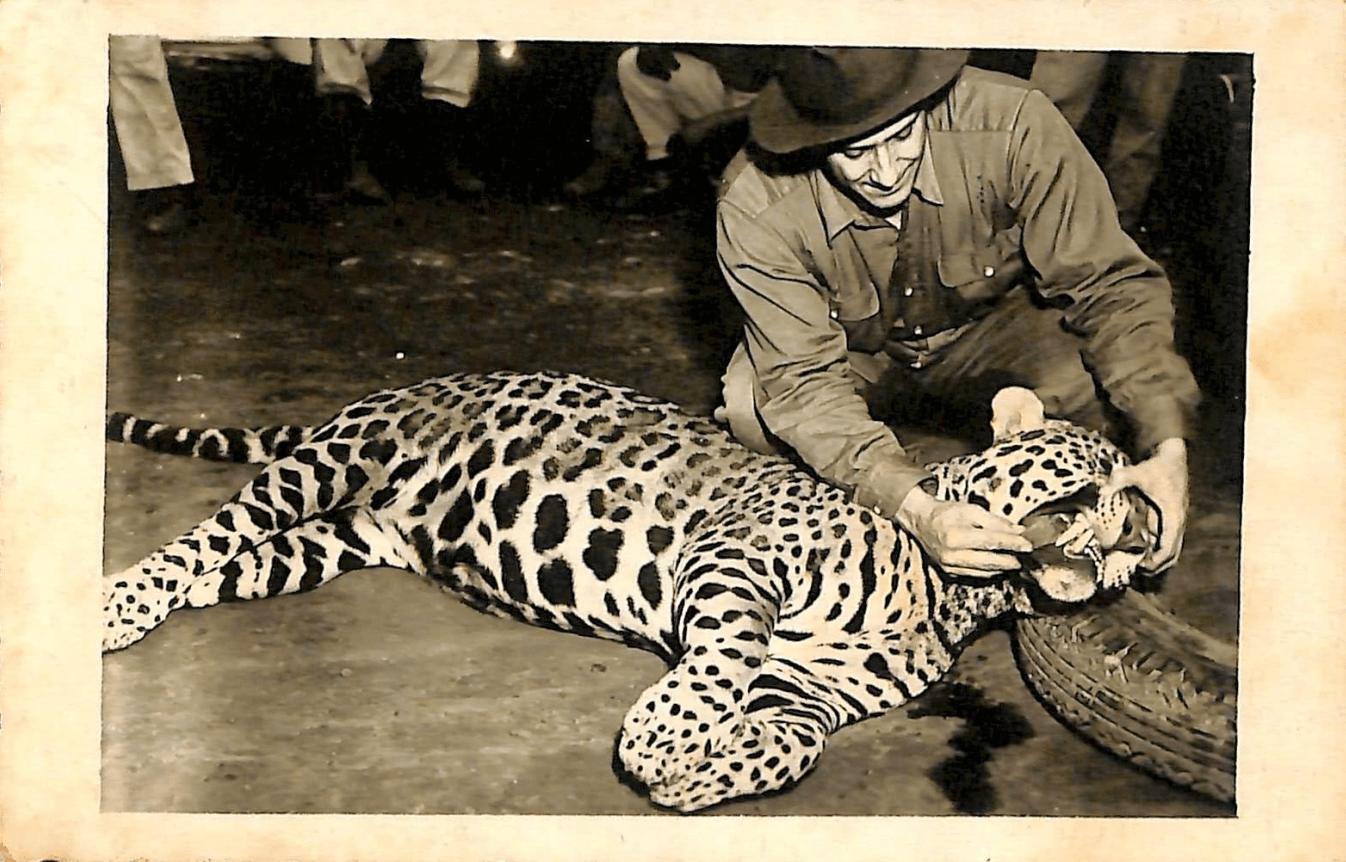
[2,0,1344,859]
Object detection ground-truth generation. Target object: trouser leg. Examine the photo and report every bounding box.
[715,343,891,456]
[108,35,194,191]
[617,47,733,161]
[717,292,1109,462]
[887,290,1110,439]
[1029,50,1110,131]
[1103,53,1187,232]
[312,38,385,104]
[417,39,480,107]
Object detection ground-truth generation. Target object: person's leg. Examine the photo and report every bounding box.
[715,343,780,455]
[618,47,732,161]
[312,38,384,103]
[108,35,194,233]
[418,39,479,108]
[563,54,646,198]
[1029,50,1111,131]
[311,39,388,202]
[1103,53,1187,233]
[416,40,486,195]
[879,290,1110,444]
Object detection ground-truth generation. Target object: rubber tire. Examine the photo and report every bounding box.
[1012,590,1237,804]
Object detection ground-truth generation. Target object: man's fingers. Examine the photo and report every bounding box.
[949,526,1032,554]
[941,548,1023,576]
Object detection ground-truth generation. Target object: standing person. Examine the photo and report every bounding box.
[715,48,1199,578]
[1030,50,1188,236]
[109,35,195,234]
[312,38,486,201]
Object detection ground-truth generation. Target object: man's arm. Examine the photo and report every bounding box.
[1007,89,1199,568]
[715,187,930,517]
[1007,88,1201,454]
[716,184,1030,573]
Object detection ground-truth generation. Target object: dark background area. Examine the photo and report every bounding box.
[113,43,1252,406]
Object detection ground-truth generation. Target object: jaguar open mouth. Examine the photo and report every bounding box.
[1018,486,1154,603]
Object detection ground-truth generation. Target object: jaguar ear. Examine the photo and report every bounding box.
[990,387,1046,441]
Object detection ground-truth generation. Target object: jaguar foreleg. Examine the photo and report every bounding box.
[629,656,842,812]
[615,538,784,790]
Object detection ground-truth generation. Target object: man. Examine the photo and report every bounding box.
[715,48,1198,578]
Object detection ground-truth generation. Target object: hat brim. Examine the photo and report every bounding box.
[749,49,969,155]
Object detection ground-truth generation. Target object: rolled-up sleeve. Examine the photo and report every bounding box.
[716,197,931,516]
[1007,89,1200,453]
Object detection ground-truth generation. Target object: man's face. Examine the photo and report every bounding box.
[825,111,926,214]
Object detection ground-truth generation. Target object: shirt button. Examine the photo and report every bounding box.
[983,265,996,278]
[903,286,914,297]
[829,308,838,320]
[913,325,923,335]
[911,358,923,369]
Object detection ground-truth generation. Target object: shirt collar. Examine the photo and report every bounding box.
[815,115,944,241]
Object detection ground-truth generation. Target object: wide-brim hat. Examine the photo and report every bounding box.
[750,48,969,155]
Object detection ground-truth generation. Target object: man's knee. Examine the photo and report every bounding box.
[1037,380,1110,435]
[715,345,782,456]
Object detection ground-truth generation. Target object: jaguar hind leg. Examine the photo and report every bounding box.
[103,508,403,652]
[104,436,415,652]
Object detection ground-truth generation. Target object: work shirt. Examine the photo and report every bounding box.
[716,67,1200,520]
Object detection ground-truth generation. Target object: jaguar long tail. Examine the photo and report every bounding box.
[105,412,310,465]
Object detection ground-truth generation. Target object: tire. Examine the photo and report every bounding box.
[1012,590,1237,804]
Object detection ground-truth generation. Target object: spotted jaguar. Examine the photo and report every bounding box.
[103,371,1153,812]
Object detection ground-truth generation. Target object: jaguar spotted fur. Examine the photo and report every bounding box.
[103,371,1153,811]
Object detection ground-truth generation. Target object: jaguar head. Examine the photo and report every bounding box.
[928,387,1156,603]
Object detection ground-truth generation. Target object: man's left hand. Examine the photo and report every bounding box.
[1099,437,1189,572]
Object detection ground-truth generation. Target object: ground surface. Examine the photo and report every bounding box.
[101,46,1247,817]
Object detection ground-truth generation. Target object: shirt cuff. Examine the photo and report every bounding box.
[850,457,934,520]
[1130,395,1196,456]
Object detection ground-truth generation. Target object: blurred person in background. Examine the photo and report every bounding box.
[564,44,775,211]
[312,38,486,203]
[1030,50,1188,245]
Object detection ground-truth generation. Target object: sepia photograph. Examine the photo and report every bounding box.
[100,37,1246,818]
[2,1,1344,860]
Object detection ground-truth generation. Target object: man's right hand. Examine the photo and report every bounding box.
[895,487,1033,577]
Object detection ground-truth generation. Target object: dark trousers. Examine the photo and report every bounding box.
[719,288,1109,456]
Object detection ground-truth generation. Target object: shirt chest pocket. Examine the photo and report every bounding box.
[828,282,885,353]
[937,231,1026,304]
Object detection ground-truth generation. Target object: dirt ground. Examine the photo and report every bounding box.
[101,46,1247,817]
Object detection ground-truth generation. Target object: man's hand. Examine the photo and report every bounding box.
[635,46,681,81]
[1099,437,1189,572]
[895,487,1033,578]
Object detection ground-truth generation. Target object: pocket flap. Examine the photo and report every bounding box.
[832,284,880,322]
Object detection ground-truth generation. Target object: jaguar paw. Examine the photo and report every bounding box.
[102,570,184,653]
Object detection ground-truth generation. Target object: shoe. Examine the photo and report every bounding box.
[344,160,392,204]
[611,161,695,213]
[422,100,487,197]
[563,156,632,198]
[138,185,193,235]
